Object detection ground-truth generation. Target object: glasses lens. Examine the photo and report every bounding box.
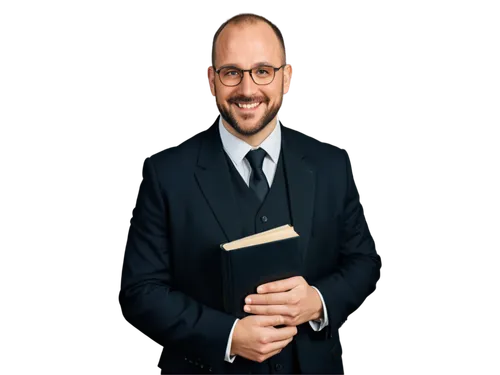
[252,66,275,85]
[219,68,242,86]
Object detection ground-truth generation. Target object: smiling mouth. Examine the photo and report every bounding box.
[234,101,262,110]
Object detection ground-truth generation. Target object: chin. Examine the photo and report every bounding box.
[238,120,260,130]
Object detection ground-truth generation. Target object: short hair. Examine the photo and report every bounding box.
[211,13,286,68]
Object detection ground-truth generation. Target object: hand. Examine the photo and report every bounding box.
[231,315,297,363]
[244,276,323,326]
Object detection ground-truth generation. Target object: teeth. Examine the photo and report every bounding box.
[237,102,260,109]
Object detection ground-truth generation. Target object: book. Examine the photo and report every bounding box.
[220,225,303,319]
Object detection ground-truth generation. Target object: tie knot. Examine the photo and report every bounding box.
[245,148,267,171]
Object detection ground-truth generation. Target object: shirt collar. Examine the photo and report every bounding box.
[218,116,281,164]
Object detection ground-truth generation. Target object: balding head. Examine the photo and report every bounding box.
[211,13,286,68]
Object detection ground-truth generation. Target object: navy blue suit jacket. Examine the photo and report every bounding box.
[119,117,381,373]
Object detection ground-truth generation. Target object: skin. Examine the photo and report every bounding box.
[207,21,324,363]
[232,277,324,362]
[208,21,291,147]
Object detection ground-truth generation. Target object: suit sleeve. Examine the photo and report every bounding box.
[314,149,382,336]
[309,286,329,331]
[119,157,236,366]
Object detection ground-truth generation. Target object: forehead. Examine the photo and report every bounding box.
[215,21,282,67]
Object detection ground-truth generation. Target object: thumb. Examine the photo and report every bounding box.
[256,315,284,327]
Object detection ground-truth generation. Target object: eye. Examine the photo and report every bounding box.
[222,69,241,77]
[254,67,272,76]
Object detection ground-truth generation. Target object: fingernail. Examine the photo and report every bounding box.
[244,305,251,312]
[245,297,251,304]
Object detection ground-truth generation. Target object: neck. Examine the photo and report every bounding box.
[222,116,278,147]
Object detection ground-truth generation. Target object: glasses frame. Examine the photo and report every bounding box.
[214,64,287,87]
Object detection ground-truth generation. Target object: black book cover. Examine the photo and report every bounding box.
[220,236,303,319]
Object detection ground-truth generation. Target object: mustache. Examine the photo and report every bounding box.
[229,96,267,104]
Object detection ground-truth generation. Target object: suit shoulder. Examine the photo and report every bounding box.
[284,126,346,160]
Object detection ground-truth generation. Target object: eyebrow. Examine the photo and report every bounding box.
[217,61,276,70]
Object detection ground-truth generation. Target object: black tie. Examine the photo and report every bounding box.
[245,148,269,202]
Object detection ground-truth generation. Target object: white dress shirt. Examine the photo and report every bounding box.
[218,117,329,363]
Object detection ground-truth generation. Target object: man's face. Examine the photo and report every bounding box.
[208,22,292,136]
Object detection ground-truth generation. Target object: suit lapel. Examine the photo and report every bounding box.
[194,118,243,243]
[281,125,316,262]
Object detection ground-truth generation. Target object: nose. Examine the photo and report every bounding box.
[239,70,257,96]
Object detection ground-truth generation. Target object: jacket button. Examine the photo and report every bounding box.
[275,363,283,371]
[261,215,268,223]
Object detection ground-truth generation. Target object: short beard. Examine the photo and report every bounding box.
[215,86,283,137]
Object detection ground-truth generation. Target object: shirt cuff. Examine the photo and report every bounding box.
[309,286,329,331]
[224,318,239,363]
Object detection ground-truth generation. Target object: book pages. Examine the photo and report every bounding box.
[222,224,299,251]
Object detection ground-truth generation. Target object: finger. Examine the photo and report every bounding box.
[255,348,282,363]
[266,325,298,342]
[246,291,296,305]
[256,315,284,327]
[245,304,296,317]
[257,276,303,294]
[257,337,294,359]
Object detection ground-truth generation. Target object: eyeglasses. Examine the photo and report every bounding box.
[214,64,287,87]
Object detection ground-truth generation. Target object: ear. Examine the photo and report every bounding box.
[208,66,216,96]
[283,64,292,94]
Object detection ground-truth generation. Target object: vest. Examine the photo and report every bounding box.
[223,149,301,374]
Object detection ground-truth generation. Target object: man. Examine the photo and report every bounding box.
[119,13,381,374]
